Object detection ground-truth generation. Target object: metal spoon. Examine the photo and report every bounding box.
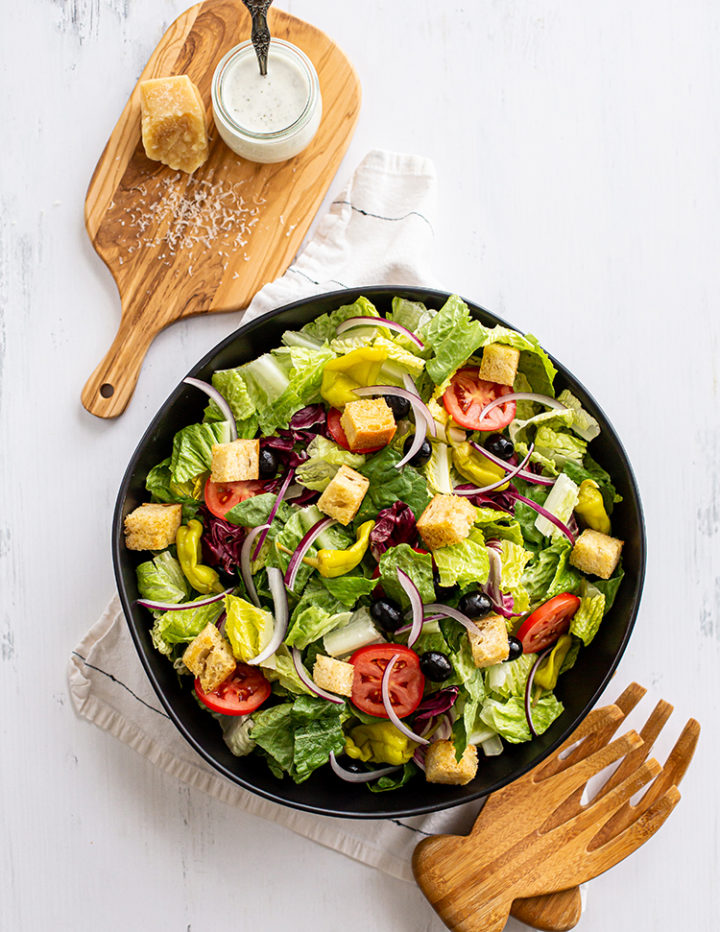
[241,0,273,76]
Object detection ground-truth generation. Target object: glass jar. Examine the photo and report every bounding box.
[211,39,322,164]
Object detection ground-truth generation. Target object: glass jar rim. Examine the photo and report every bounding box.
[211,39,319,141]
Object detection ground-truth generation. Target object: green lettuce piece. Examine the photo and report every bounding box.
[285,603,351,650]
[480,694,564,743]
[295,436,366,492]
[512,479,552,548]
[378,544,435,605]
[203,368,256,422]
[499,540,532,613]
[170,421,231,484]
[485,653,538,699]
[224,594,275,662]
[368,761,418,793]
[473,507,525,546]
[521,539,583,607]
[263,644,313,695]
[389,296,435,353]
[224,493,293,528]
[222,716,256,756]
[320,574,376,608]
[594,566,624,613]
[300,295,380,343]
[570,582,606,646]
[557,389,600,441]
[251,695,346,783]
[563,455,622,513]
[275,345,334,402]
[150,598,224,655]
[534,426,587,470]
[412,621,449,659]
[440,620,486,704]
[136,551,190,604]
[433,528,489,588]
[373,335,426,381]
[356,447,431,520]
[423,441,455,495]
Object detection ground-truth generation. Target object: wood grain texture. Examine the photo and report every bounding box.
[413,697,697,932]
[82,0,360,418]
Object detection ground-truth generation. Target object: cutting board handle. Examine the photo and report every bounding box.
[81,306,160,418]
[511,889,583,931]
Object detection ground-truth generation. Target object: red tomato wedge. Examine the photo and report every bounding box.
[194,663,271,716]
[327,407,386,454]
[443,368,517,431]
[349,644,425,719]
[204,477,265,519]
[515,593,581,654]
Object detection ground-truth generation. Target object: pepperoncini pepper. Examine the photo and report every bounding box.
[320,347,388,408]
[451,441,509,491]
[575,479,611,534]
[345,721,417,765]
[534,634,573,690]
[304,521,375,578]
[176,519,223,594]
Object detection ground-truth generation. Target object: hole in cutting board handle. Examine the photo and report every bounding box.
[100,383,115,398]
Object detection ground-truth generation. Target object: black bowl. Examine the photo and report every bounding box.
[113,286,645,819]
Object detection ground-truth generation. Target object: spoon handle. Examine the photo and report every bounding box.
[242,0,273,75]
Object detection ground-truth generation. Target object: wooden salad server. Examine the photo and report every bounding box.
[82,0,360,418]
[413,684,699,932]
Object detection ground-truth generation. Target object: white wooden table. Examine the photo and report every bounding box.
[1,1,718,929]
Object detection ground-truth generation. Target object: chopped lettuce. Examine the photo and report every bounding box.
[534,426,587,470]
[285,604,351,650]
[593,566,625,612]
[136,551,190,604]
[389,296,435,353]
[203,368,256,422]
[378,543,435,605]
[224,493,293,528]
[498,540,532,613]
[433,528,490,588]
[423,441,454,495]
[150,598,224,656]
[357,447,431,520]
[486,653,538,699]
[474,507,525,547]
[295,436,366,492]
[563,454,622,513]
[570,581,606,646]
[299,296,380,343]
[222,715,256,756]
[320,573,376,608]
[521,539,583,607]
[557,389,600,441]
[145,458,201,522]
[534,473,579,539]
[480,693,564,743]
[223,594,274,662]
[170,421,231,484]
[251,695,346,783]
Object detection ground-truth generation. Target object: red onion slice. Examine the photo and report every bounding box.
[397,569,424,647]
[239,524,270,607]
[251,468,295,561]
[525,646,554,737]
[335,316,424,349]
[412,748,427,771]
[246,568,288,666]
[470,441,554,486]
[381,655,430,745]
[452,443,534,496]
[291,648,344,704]
[423,603,482,637]
[485,546,503,604]
[183,377,237,441]
[137,588,232,612]
[215,610,227,635]
[512,491,576,546]
[284,517,337,591]
[477,391,566,429]
[329,751,401,783]
[402,372,421,396]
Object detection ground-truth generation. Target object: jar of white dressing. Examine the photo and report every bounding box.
[212,39,322,163]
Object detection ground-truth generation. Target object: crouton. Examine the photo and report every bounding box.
[467,613,510,667]
[312,654,355,697]
[425,739,478,785]
[210,438,259,483]
[478,343,521,387]
[570,528,624,580]
[182,623,236,692]
[340,398,397,451]
[124,503,182,551]
[417,494,477,550]
[317,465,369,525]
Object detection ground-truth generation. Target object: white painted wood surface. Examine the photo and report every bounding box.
[1,1,718,929]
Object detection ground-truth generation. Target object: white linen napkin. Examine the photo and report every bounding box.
[68,149,485,884]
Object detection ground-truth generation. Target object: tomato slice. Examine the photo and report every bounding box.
[326,408,386,453]
[515,593,581,653]
[349,644,425,719]
[204,477,265,519]
[443,368,517,430]
[194,663,271,716]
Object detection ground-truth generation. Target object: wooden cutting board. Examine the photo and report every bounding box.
[82,0,361,418]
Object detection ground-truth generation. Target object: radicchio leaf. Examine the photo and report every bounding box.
[199,506,247,575]
[413,687,460,732]
[260,405,328,470]
[369,502,417,561]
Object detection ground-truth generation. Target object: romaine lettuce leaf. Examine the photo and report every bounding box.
[295,436,366,492]
[479,693,564,743]
[389,296,435,353]
[222,715,256,756]
[485,653,538,699]
[499,540,532,613]
[224,493,293,528]
[224,594,274,662]
[150,598,224,655]
[473,506,525,546]
[285,603,351,650]
[570,582,606,646]
[367,761,418,793]
[203,368,256,422]
[521,539,584,607]
[356,447,431,520]
[556,390,600,441]
[378,543,435,605]
[433,528,490,588]
[593,566,624,613]
[299,296,380,343]
[319,573,376,608]
[170,421,231,484]
[145,458,201,522]
[563,454,621,513]
[534,426,587,470]
[136,551,190,604]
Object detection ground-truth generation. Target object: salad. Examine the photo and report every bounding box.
[124,293,625,792]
